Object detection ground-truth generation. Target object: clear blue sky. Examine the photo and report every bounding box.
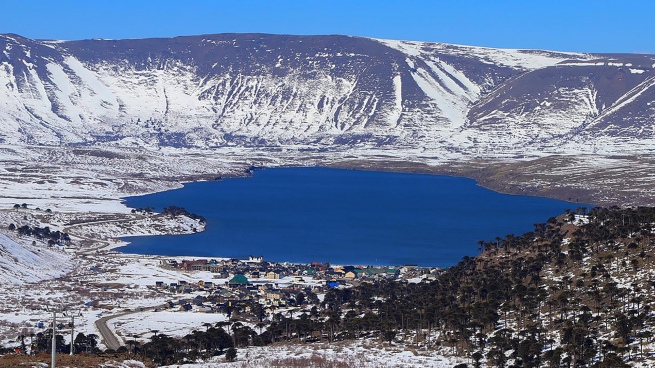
[1,0,652,54]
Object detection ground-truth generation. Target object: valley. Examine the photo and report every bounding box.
[0,32,654,213]
[0,31,654,366]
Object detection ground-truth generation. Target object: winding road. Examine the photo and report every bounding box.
[94,311,134,350]
[63,213,145,255]
[95,306,161,350]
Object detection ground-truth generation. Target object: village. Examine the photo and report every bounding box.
[0,203,452,354]
[146,255,441,320]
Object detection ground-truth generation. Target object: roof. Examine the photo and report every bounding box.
[229,273,249,284]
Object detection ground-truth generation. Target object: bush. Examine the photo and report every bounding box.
[225,347,237,362]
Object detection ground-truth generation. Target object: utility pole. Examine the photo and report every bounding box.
[51,310,57,368]
[46,307,66,368]
[69,314,75,355]
[63,311,81,356]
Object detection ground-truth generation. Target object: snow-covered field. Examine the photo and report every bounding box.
[111,311,229,341]
[163,340,467,367]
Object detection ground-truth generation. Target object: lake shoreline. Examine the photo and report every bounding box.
[118,167,586,267]
[158,159,601,207]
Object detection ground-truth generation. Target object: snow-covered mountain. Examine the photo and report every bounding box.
[2,33,654,156]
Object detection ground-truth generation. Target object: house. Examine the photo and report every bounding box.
[212,271,230,279]
[367,268,386,276]
[193,295,205,306]
[385,269,399,278]
[228,274,249,288]
[324,269,341,279]
[182,259,210,271]
[162,259,178,268]
[247,255,264,263]
[258,284,274,292]
[401,265,419,272]
[210,264,225,273]
[155,281,164,287]
[267,291,283,300]
[196,306,213,313]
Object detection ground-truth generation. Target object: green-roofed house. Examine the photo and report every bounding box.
[385,269,399,278]
[368,268,386,276]
[228,274,249,287]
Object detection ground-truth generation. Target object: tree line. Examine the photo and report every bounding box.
[8,224,71,245]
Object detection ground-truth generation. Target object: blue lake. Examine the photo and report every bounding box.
[120,167,587,267]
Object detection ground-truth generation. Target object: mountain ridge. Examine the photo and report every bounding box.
[1,33,655,209]
[3,32,653,156]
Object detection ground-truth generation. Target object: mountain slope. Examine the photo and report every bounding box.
[0,231,72,285]
[6,33,654,156]
[304,206,655,367]
[1,33,655,209]
[464,60,655,151]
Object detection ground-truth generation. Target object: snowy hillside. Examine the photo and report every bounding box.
[2,33,653,156]
[0,33,654,213]
[0,231,72,285]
